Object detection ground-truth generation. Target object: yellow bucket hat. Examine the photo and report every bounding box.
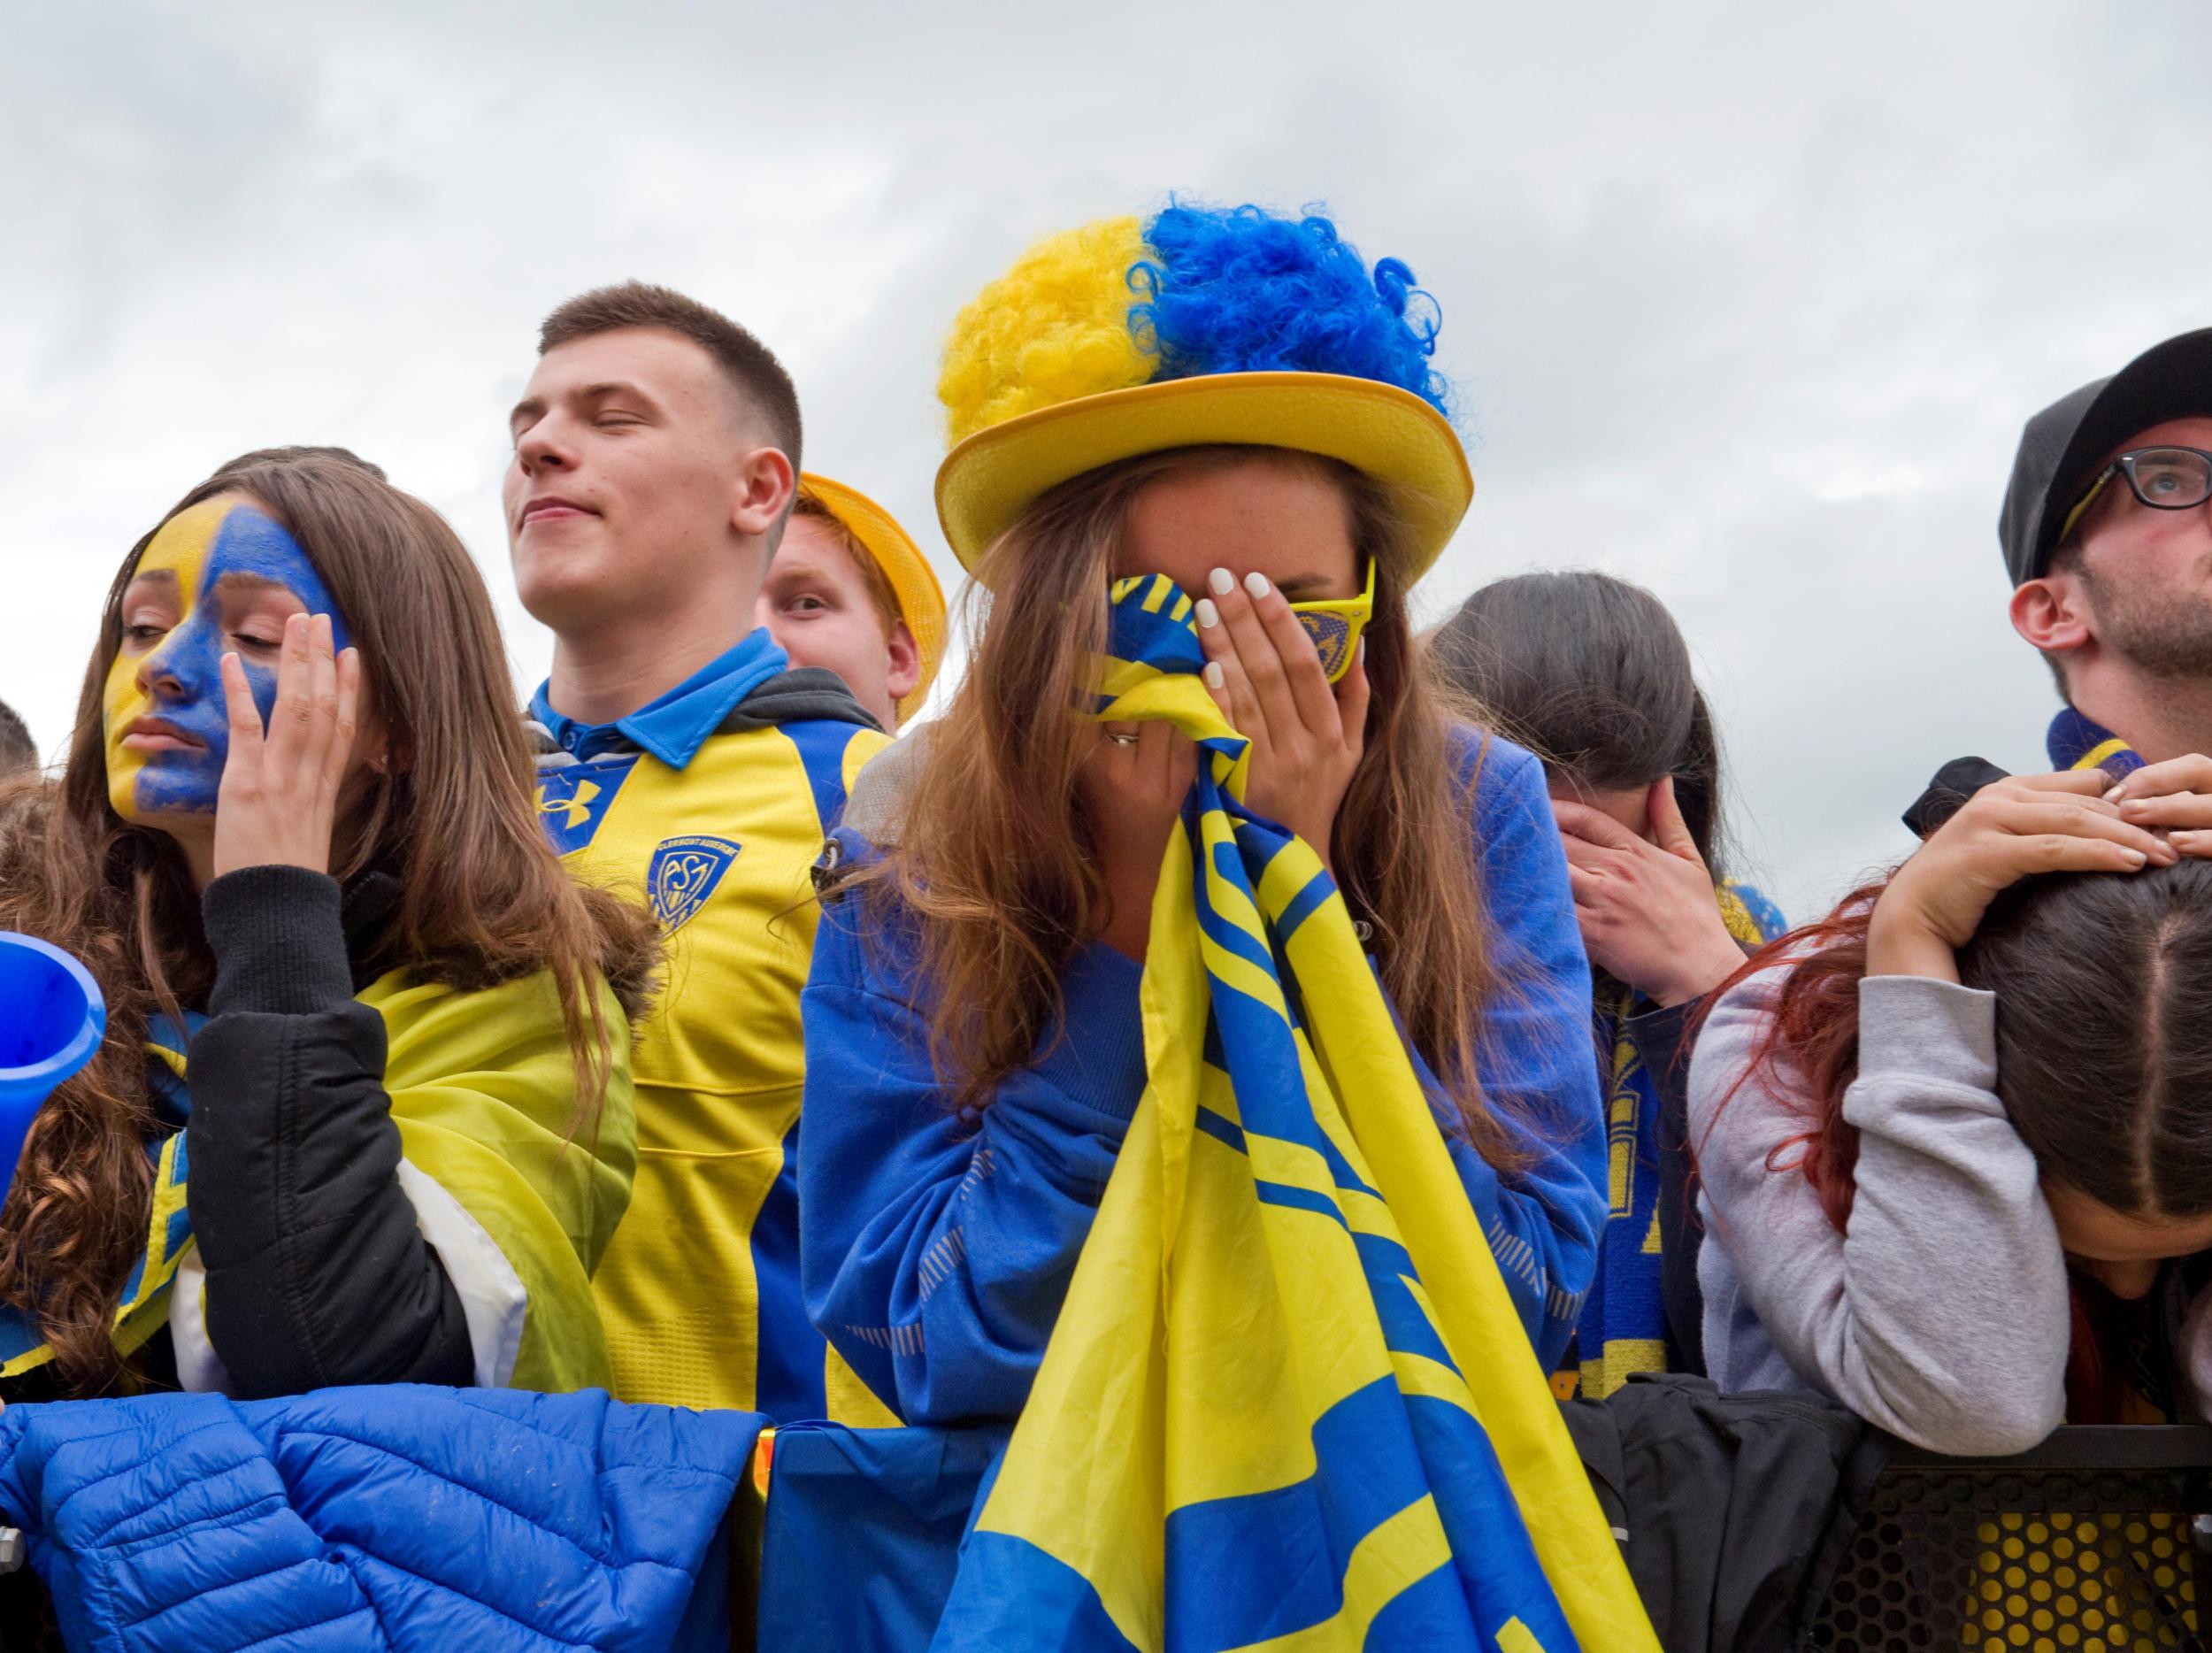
[795,473,948,722]
[934,205,1471,581]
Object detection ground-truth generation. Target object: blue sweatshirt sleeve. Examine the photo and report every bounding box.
[1440,733,1609,1370]
[799,855,1149,1425]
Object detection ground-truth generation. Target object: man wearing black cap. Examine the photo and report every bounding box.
[1907,329,2212,834]
[2002,327,2212,777]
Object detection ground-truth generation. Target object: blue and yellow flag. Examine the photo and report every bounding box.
[932,576,1655,1651]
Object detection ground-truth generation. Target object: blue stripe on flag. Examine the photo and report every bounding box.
[1357,1234,1459,1369]
[1194,1106,1248,1156]
[1367,1565,1489,1649]
[1163,1374,1472,1647]
[1256,1180,1349,1227]
[1191,867,1280,980]
[1406,1394,1584,1652]
[1271,864,1340,941]
[931,1530,1142,1653]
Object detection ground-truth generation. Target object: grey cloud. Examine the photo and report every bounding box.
[5,0,2209,927]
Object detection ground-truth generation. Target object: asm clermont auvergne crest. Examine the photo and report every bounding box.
[647,835,742,932]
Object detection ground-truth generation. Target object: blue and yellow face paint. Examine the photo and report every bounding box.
[103,496,348,825]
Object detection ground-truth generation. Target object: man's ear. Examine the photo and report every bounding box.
[2011,569,2093,659]
[729,446,797,538]
[885,620,922,702]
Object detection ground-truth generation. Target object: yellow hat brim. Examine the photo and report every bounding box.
[797,473,949,722]
[934,371,1472,583]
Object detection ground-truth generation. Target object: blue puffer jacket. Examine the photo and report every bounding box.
[0,1384,762,1651]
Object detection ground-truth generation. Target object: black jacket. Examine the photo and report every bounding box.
[1624,996,1710,1377]
[186,864,474,1396]
[1562,1373,1887,1651]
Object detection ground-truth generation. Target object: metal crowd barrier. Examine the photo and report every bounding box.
[727,1423,2212,1650]
[1812,1426,2212,1651]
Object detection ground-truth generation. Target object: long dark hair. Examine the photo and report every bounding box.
[1428,570,1724,865]
[0,452,661,1393]
[1717,857,2212,1419]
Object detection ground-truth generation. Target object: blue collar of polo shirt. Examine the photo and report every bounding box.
[529,628,792,771]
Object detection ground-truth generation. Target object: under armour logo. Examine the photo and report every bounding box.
[536,780,602,831]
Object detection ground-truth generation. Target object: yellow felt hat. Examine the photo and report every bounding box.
[931,209,1472,583]
[935,370,1471,580]
[797,473,948,721]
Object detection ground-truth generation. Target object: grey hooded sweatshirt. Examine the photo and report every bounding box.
[1687,967,2070,1454]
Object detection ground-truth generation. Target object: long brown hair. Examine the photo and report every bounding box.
[1710,858,2212,1419]
[861,444,1524,1167]
[0,453,659,1393]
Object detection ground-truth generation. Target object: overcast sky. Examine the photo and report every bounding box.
[8,0,2211,919]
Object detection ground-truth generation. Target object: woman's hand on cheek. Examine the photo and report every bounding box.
[1194,567,1370,862]
[211,612,362,880]
[1869,770,2170,982]
[1556,778,1746,1007]
[1077,718,1198,961]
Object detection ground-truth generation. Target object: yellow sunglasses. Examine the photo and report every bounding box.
[1287,557,1376,683]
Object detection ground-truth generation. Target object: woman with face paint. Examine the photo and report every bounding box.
[0,450,659,1403]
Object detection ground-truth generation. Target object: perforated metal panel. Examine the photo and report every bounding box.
[1812,1428,2212,1652]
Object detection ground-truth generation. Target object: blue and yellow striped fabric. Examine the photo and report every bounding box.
[931,575,1655,1651]
[2047,706,2145,780]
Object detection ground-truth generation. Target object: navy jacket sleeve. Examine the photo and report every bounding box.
[799,869,1149,1425]
[1626,996,1708,1374]
[1442,733,1609,1370]
[185,865,473,1397]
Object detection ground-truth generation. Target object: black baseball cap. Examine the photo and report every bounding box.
[1999,327,2212,585]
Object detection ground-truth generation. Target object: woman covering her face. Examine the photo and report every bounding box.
[797,204,1608,1427]
[0,449,658,1402]
[1429,571,1787,1401]
[1690,757,2212,1452]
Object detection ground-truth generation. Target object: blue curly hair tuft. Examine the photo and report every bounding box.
[1127,202,1450,417]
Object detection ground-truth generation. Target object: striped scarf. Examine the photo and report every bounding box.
[929,575,1654,1652]
[2047,706,2145,780]
[1570,883,1783,1402]
[0,1019,198,1382]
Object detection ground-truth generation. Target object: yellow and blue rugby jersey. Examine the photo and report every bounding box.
[531,633,892,1419]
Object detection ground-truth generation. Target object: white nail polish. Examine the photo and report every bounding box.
[1244,572,1271,599]
[1194,597,1219,628]
[1202,661,1225,689]
[1208,567,1234,596]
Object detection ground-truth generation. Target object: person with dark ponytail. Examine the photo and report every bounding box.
[1686,767,2212,1449]
[1430,570,1785,1400]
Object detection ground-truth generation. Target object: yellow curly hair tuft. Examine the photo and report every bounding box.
[938,216,1156,448]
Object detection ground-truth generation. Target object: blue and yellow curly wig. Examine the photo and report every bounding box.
[934,202,1471,579]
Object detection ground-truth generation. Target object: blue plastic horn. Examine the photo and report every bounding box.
[0,933,105,1198]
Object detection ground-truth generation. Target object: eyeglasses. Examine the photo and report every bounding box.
[2058,446,2212,544]
[1287,558,1376,683]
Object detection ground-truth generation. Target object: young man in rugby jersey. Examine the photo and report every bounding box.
[505,281,895,1420]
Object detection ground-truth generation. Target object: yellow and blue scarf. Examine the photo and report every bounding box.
[931,576,1653,1651]
[2047,707,2145,780]
[1571,883,1783,1403]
